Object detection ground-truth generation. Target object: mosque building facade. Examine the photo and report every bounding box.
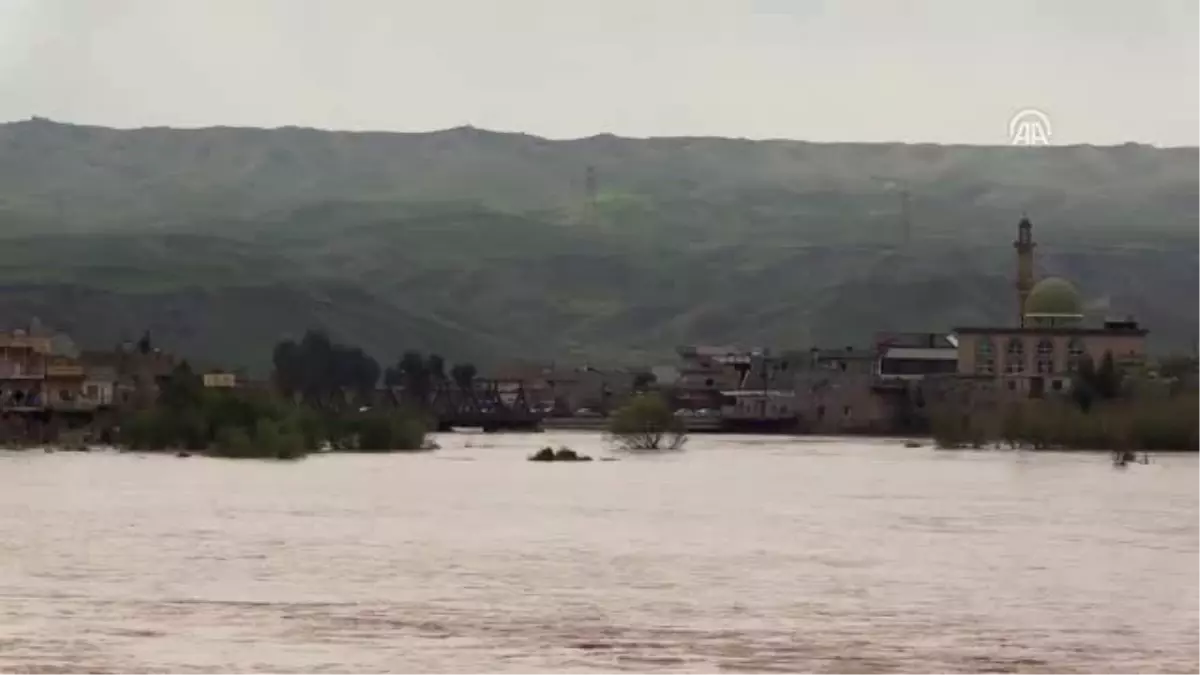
[950,216,1148,398]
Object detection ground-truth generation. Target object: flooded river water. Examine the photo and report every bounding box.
[0,434,1196,673]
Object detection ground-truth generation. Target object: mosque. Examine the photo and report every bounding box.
[952,215,1148,398]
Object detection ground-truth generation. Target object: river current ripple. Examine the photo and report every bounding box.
[1,434,1196,673]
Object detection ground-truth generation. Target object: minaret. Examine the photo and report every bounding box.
[1014,214,1035,327]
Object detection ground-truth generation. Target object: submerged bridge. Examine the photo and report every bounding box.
[426,378,545,432]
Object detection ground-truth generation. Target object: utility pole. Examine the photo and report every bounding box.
[584,165,597,226]
[759,348,770,418]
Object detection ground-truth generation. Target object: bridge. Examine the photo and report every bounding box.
[426,378,545,432]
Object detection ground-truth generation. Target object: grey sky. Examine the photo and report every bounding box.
[1,0,1196,145]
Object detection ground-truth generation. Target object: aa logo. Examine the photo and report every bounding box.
[1009,109,1052,146]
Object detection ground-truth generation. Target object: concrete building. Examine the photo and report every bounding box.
[873,333,958,382]
[673,345,752,408]
[952,216,1148,399]
[202,371,237,389]
[486,362,639,414]
[0,324,99,411]
[83,366,117,407]
[788,346,892,433]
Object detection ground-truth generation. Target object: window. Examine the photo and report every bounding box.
[1067,338,1085,371]
[1005,338,1026,374]
[1036,339,1055,374]
[976,338,995,375]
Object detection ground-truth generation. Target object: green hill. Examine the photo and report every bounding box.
[0,118,1196,372]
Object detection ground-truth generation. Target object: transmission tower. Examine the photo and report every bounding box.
[583,165,598,226]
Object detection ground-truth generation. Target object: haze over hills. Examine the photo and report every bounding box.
[0,118,1196,373]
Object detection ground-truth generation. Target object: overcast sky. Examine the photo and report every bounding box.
[1,0,1196,145]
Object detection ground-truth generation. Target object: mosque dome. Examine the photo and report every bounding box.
[1024,276,1084,318]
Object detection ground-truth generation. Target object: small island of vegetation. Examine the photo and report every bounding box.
[121,331,439,459]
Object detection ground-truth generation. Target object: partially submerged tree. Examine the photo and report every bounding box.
[450,362,478,391]
[272,329,380,410]
[1071,351,1126,412]
[607,392,686,451]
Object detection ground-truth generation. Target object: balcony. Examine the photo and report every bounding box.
[46,364,85,378]
[0,362,45,380]
[47,399,107,411]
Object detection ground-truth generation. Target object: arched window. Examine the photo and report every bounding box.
[1005,338,1026,374]
[1067,338,1086,371]
[1036,339,1055,374]
[975,338,995,375]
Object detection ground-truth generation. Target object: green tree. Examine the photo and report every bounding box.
[160,361,205,412]
[632,371,656,393]
[1071,355,1098,412]
[607,392,686,451]
[353,410,428,452]
[272,330,380,410]
[1095,350,1122,400]
[388,350,433,406]
[451,362,477,390]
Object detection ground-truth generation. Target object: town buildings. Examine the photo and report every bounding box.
[0,322,104,412]
[1,322,179,443]
[661,214,1155,434]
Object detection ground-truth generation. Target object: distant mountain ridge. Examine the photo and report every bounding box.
[0,119,1195,372]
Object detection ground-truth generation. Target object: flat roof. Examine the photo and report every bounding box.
[955,326,1148,336]
[883,347,958,360]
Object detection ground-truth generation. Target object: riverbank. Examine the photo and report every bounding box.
[932,395,1199,452]
[541,415,723,432]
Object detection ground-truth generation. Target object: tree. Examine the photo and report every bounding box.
[159,361,204,412]
[426,353,446,383]
[607,392,686,451]
[394,350,432,405]
[272,339,302,398]
[1071,355,1098,412]
[1095,350,1122,400]
[451,362,477,390]
[1071,351,1125,412]
[632,371,656,393]
[271,330,380,410]
[137,330,152,355]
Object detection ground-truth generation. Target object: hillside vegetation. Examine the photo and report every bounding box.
[0,118,1196,372]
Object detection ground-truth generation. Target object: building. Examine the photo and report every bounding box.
[951,216,1148,399]
[784,346,892,433]
[0,324,104,411]
[83,365,117,407]
[202,371,237,389]
[673,345,753,408]
[42,353,87,410]
[873,333,959,382]
[484,362,639,415]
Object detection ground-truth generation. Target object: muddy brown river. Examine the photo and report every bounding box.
[1,434,1195,673]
